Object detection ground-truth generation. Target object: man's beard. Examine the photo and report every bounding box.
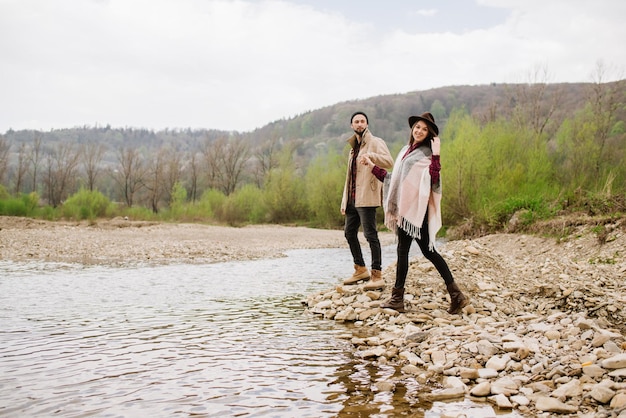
[353,127,365,135]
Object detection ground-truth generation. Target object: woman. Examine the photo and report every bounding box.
[360,112,469,314]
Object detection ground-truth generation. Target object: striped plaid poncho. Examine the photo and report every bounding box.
[383,144,442,250]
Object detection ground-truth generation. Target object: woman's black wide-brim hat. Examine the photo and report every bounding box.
[408,112,439,135]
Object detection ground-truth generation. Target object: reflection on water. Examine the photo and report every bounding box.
[0,246,514,417]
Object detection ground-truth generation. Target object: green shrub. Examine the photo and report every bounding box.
[0,191,40,217]
[492,196,557,227]
[169,182,187,219]
[120,205,157,221]
[219,184,266,225]
[305,147,345,228]
[0,185,9,200]
[196,188,227,220]
[38,205,57,221]
[0,198,27,216]
[61,188,112,220]
[264,147,309,223]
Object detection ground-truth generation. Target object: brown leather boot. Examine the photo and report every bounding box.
[381,287,405,312]
[363,269,385,290]
[343,264,370,285]
[446,282,469,314]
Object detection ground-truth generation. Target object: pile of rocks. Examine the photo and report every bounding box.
[304,229,626,417]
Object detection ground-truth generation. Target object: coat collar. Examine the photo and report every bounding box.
[347,128,371,150]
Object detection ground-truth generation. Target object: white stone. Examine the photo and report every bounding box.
[510,394,530,406]
[459,367,480,379]
[490,377,519,396]
[314,300,332,309]
[335,306,357,321]
[592,332,612,347]
[485,354,510,371]
[602,353,626,369]
[608,368,626,378]
[399,351,423,366]
[359,347,386,358]
[374,381,395,392]
[582,364,606,378]
[401,364,421,375]
[443,376,467,390]
[589,385,615,404]
[489,393,513,409]
[431,350,446,365]
[544,330,560,340]
[502,341,526,352]
[477,368,499,379]
[552,379,582,399]
[470,381,491,397]
[425,386,466,401]
[477,339,499,357]
[610,393,626,409]
[535,396,578,413]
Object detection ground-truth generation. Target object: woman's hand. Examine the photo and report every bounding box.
[359,154,374,168]
[431,136,441,156]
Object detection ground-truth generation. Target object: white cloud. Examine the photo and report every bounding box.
[0,0,624,133]
[412,9,437,17]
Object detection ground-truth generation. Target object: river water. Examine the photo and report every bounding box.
[0,246,512,417]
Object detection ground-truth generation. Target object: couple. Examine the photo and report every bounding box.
[340,111,469,315]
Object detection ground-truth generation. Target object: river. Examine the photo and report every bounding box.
[0,246,514,417]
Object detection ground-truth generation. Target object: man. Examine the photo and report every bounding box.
[341,111,393,289]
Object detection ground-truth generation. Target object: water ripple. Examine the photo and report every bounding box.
[0,249,378,417]
[1,247,480,417]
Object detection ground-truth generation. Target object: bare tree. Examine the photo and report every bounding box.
[186,151,200,202]
[201,135,250,195]
[0,135,10,187]
[29,135,43,193]
[43,143,81,207]
[587,61,624,176]
[508,65,563,138]
[82,141,107,191]
[144,149,166,213]
[253,136,280,187]
[112,146,145,207]
[163,149,182,206]
[14,143,29,195]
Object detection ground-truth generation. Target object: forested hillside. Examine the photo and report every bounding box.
[1,79,625,232]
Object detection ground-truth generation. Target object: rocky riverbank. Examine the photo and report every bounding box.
[305,216,626,417]
[2,214,625,416]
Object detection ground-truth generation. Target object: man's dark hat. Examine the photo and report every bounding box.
[408,112,438,135]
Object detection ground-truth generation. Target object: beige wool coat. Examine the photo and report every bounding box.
[341,128,394,211]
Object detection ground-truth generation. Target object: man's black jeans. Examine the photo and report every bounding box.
[344,203,382,271]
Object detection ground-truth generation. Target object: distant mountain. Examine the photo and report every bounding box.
[246,81,626,147]
[4,81,625,158]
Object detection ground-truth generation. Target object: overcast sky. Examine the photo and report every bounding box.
[1,0,625,133]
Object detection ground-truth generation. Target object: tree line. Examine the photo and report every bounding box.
[1,66,624,233]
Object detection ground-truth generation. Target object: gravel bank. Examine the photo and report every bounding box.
[0,216,393,266]
[305,218,626,417]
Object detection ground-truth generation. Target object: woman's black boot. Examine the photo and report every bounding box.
[446,282,469,314]
[381,287,405,313]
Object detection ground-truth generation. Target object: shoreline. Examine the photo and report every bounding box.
[0,216,394,266]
